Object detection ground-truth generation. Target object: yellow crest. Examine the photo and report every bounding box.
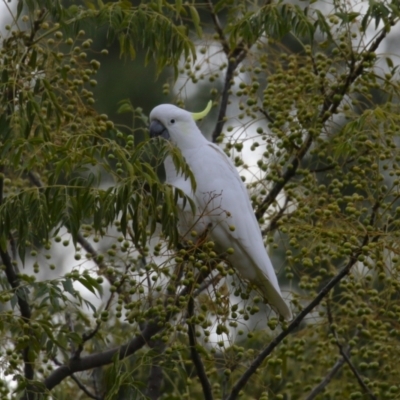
[191,100,212,121]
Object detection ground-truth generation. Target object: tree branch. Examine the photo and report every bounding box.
[0,167,35,396]
[327,304,377,400]
[225,253,359,400]
[70,374,101,400]
[43,315,160,390]
[212,52,246,143]
[305,325,365,400]
[187,296,214,400]
[74,283,118,359]
[304,357,346,400]
[206,0,252,143]
[262,195,291,234]
[255,133,313,220]
[39,267,212,393]
[226,201,380,400]
[206,0,229,55]
[255,20,392,220]
[53,358,101,400]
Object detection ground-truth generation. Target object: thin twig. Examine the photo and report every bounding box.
[70,374,102,400]
[76,232,108,271]
[305,327,363,400]
[92,368,102,399]
[258,107,276,125]
[255,133,313,219]
[206,0,229,55]
[210,3,279,142]
[193,272,221,297]
[143,255,218,399]
[207,0,253,143]
[211,47,247,143]
[262,195,291,234]
[309,152,366,173]
[187,296,214,400]
[304,357,346,400]
[327,303,377,400]
[72,263,133,360]
[53,358,101,400]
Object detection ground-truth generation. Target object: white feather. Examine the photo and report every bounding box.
[150,104,292,319]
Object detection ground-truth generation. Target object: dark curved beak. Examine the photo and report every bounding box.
[149,120,170,140]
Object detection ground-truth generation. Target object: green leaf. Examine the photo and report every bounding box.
[77,274,102,296]
[386,57,394,69]
[189,5,202,37]
[117,99,134,114]
[334,11,360,24]
[175,0,183,16]
[62,278,75,295]
[16,0,24,18]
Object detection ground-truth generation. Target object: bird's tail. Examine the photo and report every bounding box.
[254,273,292,320]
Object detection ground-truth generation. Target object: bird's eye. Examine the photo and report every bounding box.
[170,119,175,124]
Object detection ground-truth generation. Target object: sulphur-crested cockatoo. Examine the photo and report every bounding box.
[149,102,292,319]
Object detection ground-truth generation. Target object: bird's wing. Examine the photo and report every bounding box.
[193,143,291,319]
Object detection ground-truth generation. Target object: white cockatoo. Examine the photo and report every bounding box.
[149,102,292,320]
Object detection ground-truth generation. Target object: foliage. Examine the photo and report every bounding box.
[1,0,400,399]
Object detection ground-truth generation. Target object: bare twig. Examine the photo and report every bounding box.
[258,107,276,125]
[309,152,367,173]
[74,274,125,359]
[76,232,108,271]
[206,0,229,55]
[144,256,218,399]
[53,358,101,400]
[92,368,102,399]
[304,357,346,400]
[70,374,102,400]
[208,0,259,142]
[262,195,291,234]
[255,133,313,219]
[212,51,246,143]
[327,304,377,400]
[193,272,221,297]
[187,296,214,400]
[305,327,364,400]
